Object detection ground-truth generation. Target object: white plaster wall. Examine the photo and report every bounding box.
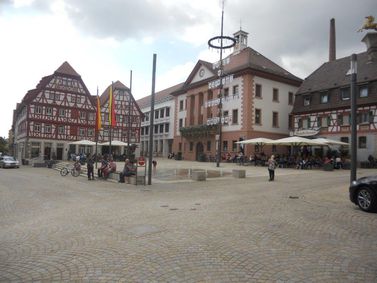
[222,76,243,132]
[253,76,298,134]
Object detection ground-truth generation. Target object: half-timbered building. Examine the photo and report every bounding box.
[291,33,377,162]
[98,81,143,157]
[12,63,143,162]
[13,62,97,162]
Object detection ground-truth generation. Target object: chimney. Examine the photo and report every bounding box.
[362,33,377,61]
[329,18,336,62]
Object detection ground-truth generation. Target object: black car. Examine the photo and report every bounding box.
[349,176,377,212]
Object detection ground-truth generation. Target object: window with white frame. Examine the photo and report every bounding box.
[272,112,279,128]
[341,88,350,100]
[59,108,66,117]
[303,96,311,106]
[359,85,368,98]
[80,111,86,119]
[34,123,41,132]
[45,124,52,133]
[88,129,94,136]
[79,128,85,136]
[58,125,65,134]
[320,92,329,104]
[233,85,239,97]
[35,106,42,114]
[288,92,294,105]
[273,88,279,102]
[46,107,53,115]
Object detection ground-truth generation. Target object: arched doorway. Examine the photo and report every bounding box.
[196,142,204,161]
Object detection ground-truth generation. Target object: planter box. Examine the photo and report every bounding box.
[232,169,246,178]
[191,171,206,181]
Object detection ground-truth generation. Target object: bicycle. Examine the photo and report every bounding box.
[60,162,81,177]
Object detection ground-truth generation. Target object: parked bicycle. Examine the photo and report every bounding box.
[60,161,81,177]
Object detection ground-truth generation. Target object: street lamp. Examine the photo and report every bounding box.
[350,53,357,183]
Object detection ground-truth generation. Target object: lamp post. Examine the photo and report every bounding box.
[350,53,357,183]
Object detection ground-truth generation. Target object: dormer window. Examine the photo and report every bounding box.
[341,87,350,100]
[320,92,329,104]
[303,96,311,106]
[359,85,368,98]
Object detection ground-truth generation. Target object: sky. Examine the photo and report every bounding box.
[0,0,375,138]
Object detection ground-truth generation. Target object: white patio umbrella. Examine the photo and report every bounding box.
[69,140,96,146]
[236,137,274,146]
[313,138,349,146]
[100,140,129,146]
[266,136,327,146]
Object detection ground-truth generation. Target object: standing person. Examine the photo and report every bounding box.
[87,154,94,180]
[152,160,157,175]
[267,155,277,181]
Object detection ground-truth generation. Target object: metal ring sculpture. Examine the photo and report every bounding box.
[208,36,236,50]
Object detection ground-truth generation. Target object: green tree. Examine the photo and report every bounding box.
[0,137,9,154]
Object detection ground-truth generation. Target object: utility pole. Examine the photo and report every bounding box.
[148,54,157,185]
[350,54,357,183]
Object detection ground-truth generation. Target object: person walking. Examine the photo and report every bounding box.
[267,155,277,181]
[87,154,94,180]
[152,160,157,175]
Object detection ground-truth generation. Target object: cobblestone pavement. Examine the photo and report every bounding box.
[1,160,377,282]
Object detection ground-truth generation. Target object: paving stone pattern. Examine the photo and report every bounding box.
[0,163,377,282]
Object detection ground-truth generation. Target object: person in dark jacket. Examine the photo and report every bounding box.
[87,154,94,180]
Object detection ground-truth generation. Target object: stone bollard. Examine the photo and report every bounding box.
[232,169,246,178]
[191,170,206,181]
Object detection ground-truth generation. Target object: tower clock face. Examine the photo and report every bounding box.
[199,68,205,77]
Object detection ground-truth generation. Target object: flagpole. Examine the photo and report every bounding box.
[109,81,113,158]
[95,86,99,169]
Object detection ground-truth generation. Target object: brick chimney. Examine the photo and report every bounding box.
[362,33,377,61]
[329,18,336,62]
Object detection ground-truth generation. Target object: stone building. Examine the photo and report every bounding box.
[171,30,302,161]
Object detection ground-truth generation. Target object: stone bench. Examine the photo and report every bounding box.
[191,170,206,181]
[232,169,246,178]
[108,172,120,181]
[130,175,146,185]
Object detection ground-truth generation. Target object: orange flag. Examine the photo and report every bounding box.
[95,95,102,131]
[109,83,116,127]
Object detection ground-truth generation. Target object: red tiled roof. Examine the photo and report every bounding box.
[54,61,81,77]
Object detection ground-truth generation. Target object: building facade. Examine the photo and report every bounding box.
[291,33,377,162]
[97,81,143,157]
[12,62,142,162]
[137,83,182,157]
[171,30,302,161]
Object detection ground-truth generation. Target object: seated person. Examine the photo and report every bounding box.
[103,159,117,179]
[334,156,343,169]
[97,157,108,178]
[119,159,135,183]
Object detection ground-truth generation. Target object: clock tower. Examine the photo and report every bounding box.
[233,30,248,53]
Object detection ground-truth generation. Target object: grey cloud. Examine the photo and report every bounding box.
[29,0,211,40]
[225,0,376,68]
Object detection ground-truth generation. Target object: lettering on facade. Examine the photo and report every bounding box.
[207,115,232,125]
[208,74,234,89]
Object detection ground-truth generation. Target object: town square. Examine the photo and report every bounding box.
[0,160,376,282]
[1,0,377,282]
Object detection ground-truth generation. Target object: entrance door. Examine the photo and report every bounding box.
[57,148,63,160]
[196,142,204,161]
[44,147,51,160]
